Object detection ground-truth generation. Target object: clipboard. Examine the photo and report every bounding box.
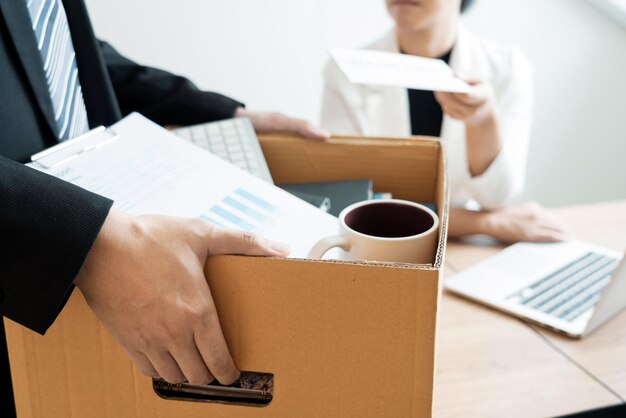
[27,113,338,259]
[30,126,119,169]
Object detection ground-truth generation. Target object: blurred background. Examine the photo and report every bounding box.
[85,0,626,207]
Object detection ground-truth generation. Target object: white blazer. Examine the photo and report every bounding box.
[320,27,533,209]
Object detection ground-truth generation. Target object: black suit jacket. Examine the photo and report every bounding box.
[0,0,244,334]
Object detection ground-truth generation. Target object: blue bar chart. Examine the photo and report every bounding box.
[199,188,277,231]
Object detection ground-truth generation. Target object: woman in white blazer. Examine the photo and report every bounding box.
[321,0,567,243]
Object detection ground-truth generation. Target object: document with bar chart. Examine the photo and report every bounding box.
[29,113,338,259]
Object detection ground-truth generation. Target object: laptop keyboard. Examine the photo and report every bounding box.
[173,118,273,183]
[508,252,619,322]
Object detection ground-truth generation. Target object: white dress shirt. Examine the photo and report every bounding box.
[320,27,533,209]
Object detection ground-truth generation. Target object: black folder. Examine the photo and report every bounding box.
[278,179,373,217]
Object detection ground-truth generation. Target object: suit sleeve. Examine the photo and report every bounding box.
[98,41,244,127]
[0,157,113,334]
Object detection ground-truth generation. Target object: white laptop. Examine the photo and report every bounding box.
[445,241,626,338]
[173,117,274,183]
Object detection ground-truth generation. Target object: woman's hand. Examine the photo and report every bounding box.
[436,78,502,177]
[449,203,571,244]
[434,79,496,127]
[479,203,571,244]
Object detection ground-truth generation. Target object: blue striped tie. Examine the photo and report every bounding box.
[25,0,90,141]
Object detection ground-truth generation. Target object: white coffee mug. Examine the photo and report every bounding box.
[307,199,439,264]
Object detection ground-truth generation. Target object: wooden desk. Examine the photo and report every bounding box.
[434,200,626,417]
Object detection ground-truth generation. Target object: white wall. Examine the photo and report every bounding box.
[463,0,626,206]
[85,0,626,207]
[84,0,392,123]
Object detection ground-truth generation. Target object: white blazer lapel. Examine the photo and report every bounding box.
[364,86,411,137]
[440,27,494,141]
[448,26,493,81]
[441,25,481,143]
[362,30,411,137]
[440,26,495,201]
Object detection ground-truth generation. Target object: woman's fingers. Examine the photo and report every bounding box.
[439,99,477,120]
[524,227,569,243]
[435,91,485,120]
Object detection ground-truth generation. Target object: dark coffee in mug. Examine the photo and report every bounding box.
[344,201,435,238]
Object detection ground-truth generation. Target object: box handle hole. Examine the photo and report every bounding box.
[152,371,273,407]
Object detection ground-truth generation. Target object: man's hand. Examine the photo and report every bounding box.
[234,107,330,141]
[434,79,496,127]
[74,210,289,385]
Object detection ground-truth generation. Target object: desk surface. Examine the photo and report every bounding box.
[434,200,626,418]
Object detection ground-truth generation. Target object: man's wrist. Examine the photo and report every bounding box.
[74,210,131,288]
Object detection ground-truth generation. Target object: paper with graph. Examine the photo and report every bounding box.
[28,113,338,258]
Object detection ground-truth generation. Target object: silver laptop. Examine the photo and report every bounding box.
[445,241,626,338]
[173,117,273,183]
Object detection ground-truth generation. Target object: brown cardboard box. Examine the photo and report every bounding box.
[5,134,448,418]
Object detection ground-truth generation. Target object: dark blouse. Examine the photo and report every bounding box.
[407,48,453,137]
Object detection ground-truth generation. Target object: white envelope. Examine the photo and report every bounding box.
[329,48,472,94]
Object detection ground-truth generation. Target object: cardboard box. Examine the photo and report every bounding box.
[5,134,448,417]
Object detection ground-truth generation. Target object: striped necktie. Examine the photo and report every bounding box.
[24,0,90,141]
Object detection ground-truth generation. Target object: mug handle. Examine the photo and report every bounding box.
[307,236,350,259]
